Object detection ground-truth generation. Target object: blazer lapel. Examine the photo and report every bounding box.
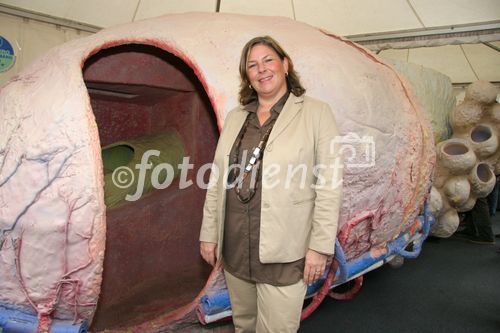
[267,94,304,145]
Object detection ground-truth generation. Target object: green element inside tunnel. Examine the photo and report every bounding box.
[102,130,185,208]
[103,144,135,173]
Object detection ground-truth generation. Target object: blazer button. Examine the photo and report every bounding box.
[266,143,273,152]
[263,202,270,209]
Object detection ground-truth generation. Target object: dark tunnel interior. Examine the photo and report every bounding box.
[82,44,219,330]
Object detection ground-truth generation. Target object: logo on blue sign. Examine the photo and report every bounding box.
[0,36,16,72]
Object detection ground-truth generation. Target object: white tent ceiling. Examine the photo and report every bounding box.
[1,0,498,33]
[0,0,499,84]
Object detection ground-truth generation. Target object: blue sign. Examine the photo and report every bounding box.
[0,36,16,72]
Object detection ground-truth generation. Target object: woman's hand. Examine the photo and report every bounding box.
[200,241,217,266]
[303,249,328,285]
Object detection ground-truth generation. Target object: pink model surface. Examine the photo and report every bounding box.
[0,13,434,332]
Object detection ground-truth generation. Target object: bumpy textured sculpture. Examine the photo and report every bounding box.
[0,13,434,332]
[430,81,500,237]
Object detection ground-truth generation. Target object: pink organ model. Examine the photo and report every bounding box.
[0,13,435,332]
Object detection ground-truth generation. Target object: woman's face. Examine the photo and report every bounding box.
[246,44,289,100]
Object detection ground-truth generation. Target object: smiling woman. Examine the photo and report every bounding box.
[246,44,289,104]
[238,36,305,107]
[199,35,343,332]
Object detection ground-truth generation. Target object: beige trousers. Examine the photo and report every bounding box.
[224,270,307,333]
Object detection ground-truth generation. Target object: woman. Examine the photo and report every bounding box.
[200,36,343,333]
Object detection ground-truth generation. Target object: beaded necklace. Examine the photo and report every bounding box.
[230,112,277,203]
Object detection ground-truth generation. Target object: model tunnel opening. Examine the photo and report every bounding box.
[82,44,219,330]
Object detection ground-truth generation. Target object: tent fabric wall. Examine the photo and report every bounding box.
[0,1,498,85]
[1,0,498,33]
[379,42,500,83]
[378,41,500,102]
[0,12,92,85]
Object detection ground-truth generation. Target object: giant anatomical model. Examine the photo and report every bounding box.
[0,13,434,332]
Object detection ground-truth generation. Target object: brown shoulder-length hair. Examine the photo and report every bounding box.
[238,36,305,105]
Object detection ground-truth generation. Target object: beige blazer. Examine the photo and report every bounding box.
[199,94,343,263]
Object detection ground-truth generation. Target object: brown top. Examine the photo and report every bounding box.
[222,92,305,286]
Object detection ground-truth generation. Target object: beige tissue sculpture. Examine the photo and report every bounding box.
[430,81,500,237]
